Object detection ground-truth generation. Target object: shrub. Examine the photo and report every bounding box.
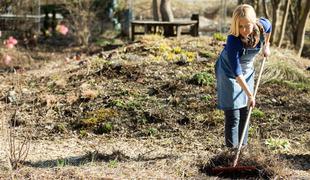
[213,33,226,42]
[265,137,290,152]
[251,108,265,118]
[190,71,214,86]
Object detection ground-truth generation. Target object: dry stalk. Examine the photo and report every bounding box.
[6,112,31,170]
[5,68,31,170]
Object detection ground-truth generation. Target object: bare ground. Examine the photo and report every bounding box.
[0,36,309,179]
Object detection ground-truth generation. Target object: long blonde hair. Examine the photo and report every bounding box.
[230,4,257,37]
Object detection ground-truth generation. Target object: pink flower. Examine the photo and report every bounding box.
[3,54,12,65]
[7,36,18,45]
[5,43,14,48]
[57,25,69,35]
[4,36,18,48]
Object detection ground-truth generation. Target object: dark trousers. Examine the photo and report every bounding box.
[224,107,249,148]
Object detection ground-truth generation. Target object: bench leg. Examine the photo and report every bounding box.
[131,24,135,41]
[176,26,182,38]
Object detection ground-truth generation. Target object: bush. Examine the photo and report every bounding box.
[213,33,226,42]
[190,71,214,86]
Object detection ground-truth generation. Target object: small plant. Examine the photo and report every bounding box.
[96,122,113,134]
[248,125,258,137]
[158,43,171,53]
[79,130,88,138]
[182,51,196,62]
[54,123,67,133]
[125,100,141,111]
[81,117,99,127]
[213,33,226,41]
[56,158,68,167]
[89,108,118,120]
[108,160,118,168]
[148,127,158,136]
[108,99,125,108]
[251,108,265,118]
[138,117,148,124]
[80,108,117,129]
[173,46,182,54]
[201,94,212,102]
[166,51,175,61]
[265,137,290,152]
[190,71,214,86]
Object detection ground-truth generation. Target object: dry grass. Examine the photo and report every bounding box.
[201,140,292,179]
[254,48,310,84]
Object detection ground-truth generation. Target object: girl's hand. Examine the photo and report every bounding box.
[247,96,255,108]
[263,42,270,57]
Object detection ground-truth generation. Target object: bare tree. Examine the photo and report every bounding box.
[152,0,160,21]
[262,0,270,19]
[277,0,290,47]
[253,0,260,15]
[160,0,174,36]
[294,0,310,56]
[160,0,174,21]
[270,0,281,44]
[289,0,310,57]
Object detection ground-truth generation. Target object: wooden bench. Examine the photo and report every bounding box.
[131,18,199,41]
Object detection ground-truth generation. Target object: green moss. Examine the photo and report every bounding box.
[251,108,265,118]
[80,108,117,127]
[80,117,99,127]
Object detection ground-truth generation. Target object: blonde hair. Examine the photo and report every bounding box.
[230,4,257,37]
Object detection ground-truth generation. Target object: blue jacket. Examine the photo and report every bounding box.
[215,17,271,110]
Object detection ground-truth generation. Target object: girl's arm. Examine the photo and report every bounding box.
[260,17,272,56]
[263,33,271,57]
[236,75,255,107]
[264,32,271,44]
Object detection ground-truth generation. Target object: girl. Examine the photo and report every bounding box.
[215,4,271,148]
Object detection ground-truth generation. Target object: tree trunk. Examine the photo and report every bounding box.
[160,0,174,36]
[270,0,281,44]
[160,0,174,21]
[152,0,160,21]
[254,0,260,16]
[253,0,260,15]
[295,0,310,56]
[288,2,297,45]
[277,0,290,47]
[262,0,270,19]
